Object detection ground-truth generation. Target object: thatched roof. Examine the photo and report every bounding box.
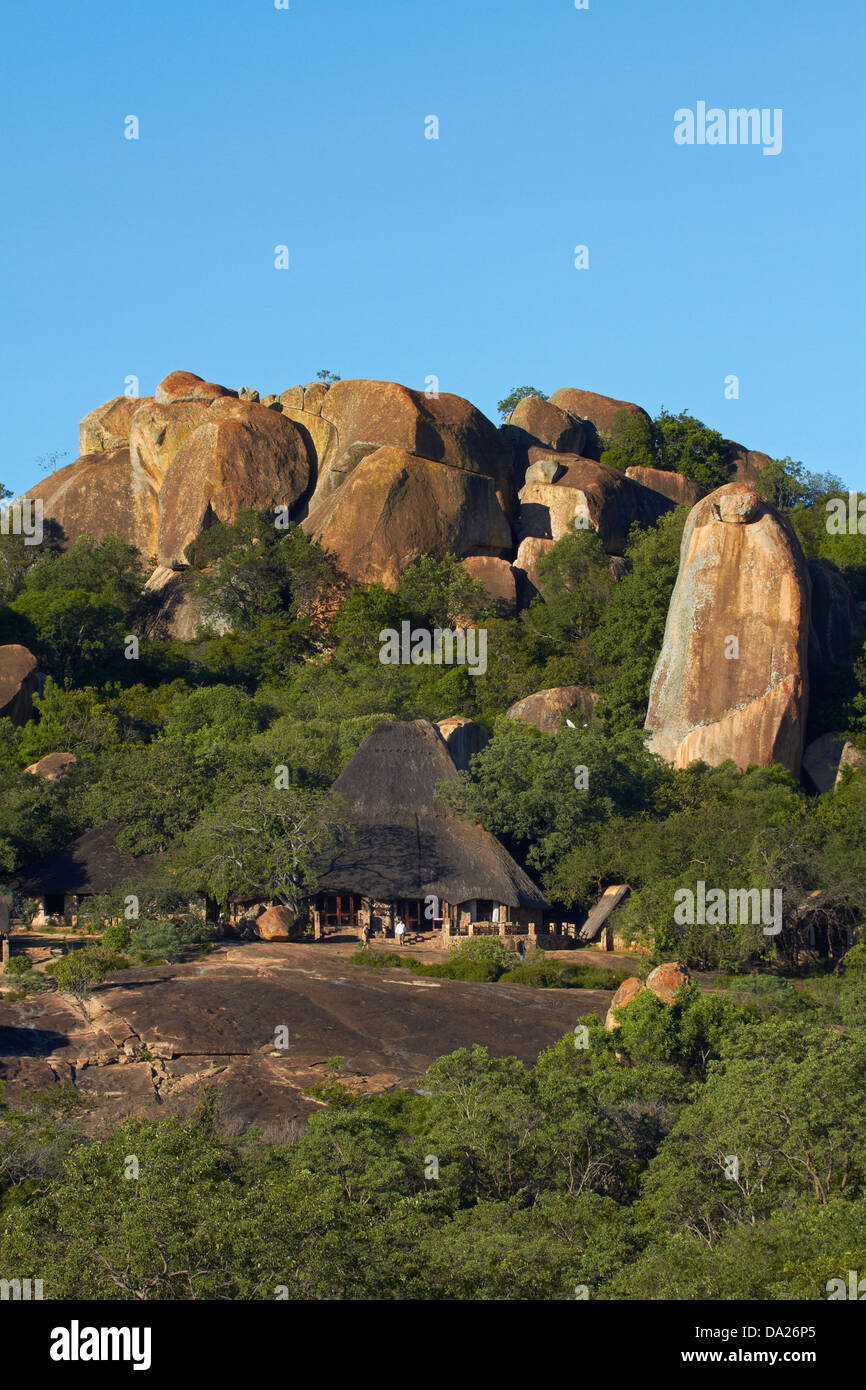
[11,824,159,897]
[578,884,630,941]
[317,719,548,909]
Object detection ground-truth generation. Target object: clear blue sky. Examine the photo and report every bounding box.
[2,0,864,495]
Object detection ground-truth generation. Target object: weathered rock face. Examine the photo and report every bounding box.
[311,380,514,515]
[548,389,651,457]
[724,441,773,488]
[436,715,489,771]
[460,555,517,616]
[25,448,160,557]
[154,370,237,405]
[79,395,150,455]
[302,446,512,589]
[139,565,231,643]
[604,976,645,1031]
[802,733,866,794]
[24,751,78,781]
[129,401,211,490]
[255,905,298,941]
[518,454,674,554]
[158,399,310,567]
[512,536,555,603]
[645,484,811,776]
[625,466,705,508]
[506,685,599,734]
[0,645,38,725]
[504,396,586,479]
[808,559,864,668]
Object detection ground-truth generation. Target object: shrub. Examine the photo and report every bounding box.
[4,955,31,979]
[47,946,129,1000]
[101,922,132,953]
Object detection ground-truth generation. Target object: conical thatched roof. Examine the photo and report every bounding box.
[11,824,159,897]
[317,719,548,909]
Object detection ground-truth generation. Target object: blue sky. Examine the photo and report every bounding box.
[2,0,864,495]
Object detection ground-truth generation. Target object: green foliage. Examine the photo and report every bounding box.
[599,408,729,489]
[46,946,129,1000]
[497,386,547,420]
[100,921,132,953]
[3,955,31,979]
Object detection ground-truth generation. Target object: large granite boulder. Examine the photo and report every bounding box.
[517,454,674,554]
[311,380,514,516]
[25,448,160,557]
[24,751,78,781]
[460,555,517,616]
[506,685,599,734]
[548,389,652,458]
[79,395,151,455]
[645,484,811,776]
[645,961,691,1004]
[302,446,512,589]
[504,396,586,480]
[139,565,231,642]
[158,398,310,567]
[512,536,556,604]
[0,645,38,725]
[129,400,211,491]
[808,559,864,668]
[604,976,645,1032]
[724,441,773,488]
[154,370,237,405]
[625,466,705,508]
[436,715,489,771]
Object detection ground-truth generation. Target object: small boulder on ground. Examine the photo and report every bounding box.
[255,906,298,941]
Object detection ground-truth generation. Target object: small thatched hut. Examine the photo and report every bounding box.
[11,824,158,921]
[311,719,548,936]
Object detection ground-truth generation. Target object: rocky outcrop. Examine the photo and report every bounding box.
[518,454,674,554]
[724,441,773,488]
[504,396,586,480]
[24,751,77,781]
[506,685,599,734]
[625,466,705,508]
[436,716,489,771]
[802,733,866,794]
[25,448,159,557]
[129,401,211,490]
[808,560,864,668]
[154,370,237,405]
[0,645,38,725]
[460,555,517,615]
[311,380,514,515]
[158,399,310,567]
[302,446,511,589]
[139,565,232,642]
[645,484,811,776]
[80,395,150,455]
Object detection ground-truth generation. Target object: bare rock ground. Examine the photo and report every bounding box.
[0,942,605,1137]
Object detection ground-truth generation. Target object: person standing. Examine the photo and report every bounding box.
[516,937,526,963]
[395,917,406,949]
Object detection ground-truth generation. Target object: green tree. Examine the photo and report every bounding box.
[497,386,547,420]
